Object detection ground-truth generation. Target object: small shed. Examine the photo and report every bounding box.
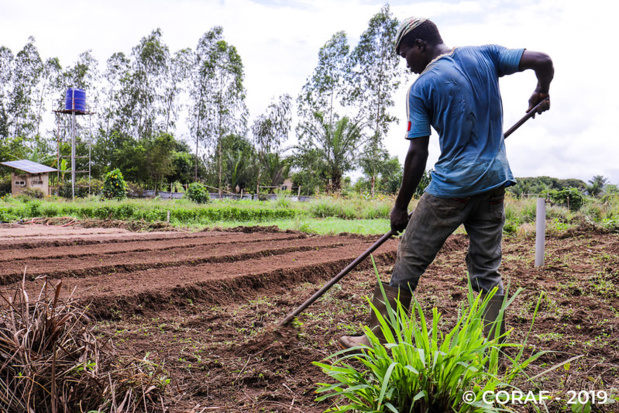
[1,160,57,197]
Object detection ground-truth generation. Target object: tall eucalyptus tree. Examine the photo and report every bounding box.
[101,52,131,136]
[347,5,406,194]
[251,94,292,192]
[130,28,170,140]
[190,26,248,192]
[0,46,15,141]
[297,31,350,127]
[9,37,43,141]
[347,5,403,142]
[36,57,61,137]
[163,48,192,133]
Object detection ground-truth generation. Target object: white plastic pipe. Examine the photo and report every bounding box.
[535,198,546,267]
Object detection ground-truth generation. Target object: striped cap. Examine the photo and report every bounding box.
[395,17,427,53]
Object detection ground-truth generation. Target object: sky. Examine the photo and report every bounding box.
[1,0,617,185]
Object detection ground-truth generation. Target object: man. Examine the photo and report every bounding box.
[340,17,553,348]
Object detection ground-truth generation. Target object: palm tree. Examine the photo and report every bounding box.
[586,175,608,197]
[297,113,365,192]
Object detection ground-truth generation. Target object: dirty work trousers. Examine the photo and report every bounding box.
[390,186,506,294]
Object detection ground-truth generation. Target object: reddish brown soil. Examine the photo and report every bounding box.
[0,223,617,412]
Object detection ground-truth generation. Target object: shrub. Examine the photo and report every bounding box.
[21,187,44,199]
[0,175,11,197]
[185,182,210,204]
[546,187,584,211]
[102,169,128,200]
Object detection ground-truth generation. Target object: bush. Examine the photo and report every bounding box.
[21,188,44,199]
[185,182,210,204]
[0,175,11,197]
[546,187,584,211]
[102,169,128,200]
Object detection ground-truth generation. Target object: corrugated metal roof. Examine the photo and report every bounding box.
[1,160,57,174]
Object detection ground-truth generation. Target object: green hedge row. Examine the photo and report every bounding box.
[0,201,301,223]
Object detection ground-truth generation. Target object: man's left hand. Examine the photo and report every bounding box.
[390,206,410,234]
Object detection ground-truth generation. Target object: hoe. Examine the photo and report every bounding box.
[279,99,550,326]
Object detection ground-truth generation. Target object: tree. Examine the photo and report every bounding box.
[130,28,170,140]
[296,113,364,192]
[586,175,609,197]
[220,134,258,192]
[168,140,199,185]
[261,152,291,192]
[0,46,15,141]
[145,132,176,190]
[347,5,404,143]
[190,26,248,193]
[163,48,192,133]
[297,32,350,127]
[35,57,61,137]
[8,37,43,141]
[251,94,292,193]
[101,52,131,136]
[358,141,390,196]
[291,148,325,196]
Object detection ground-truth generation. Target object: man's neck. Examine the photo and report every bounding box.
[430,43,452,61]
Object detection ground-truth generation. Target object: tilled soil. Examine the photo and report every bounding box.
[0,223,618,412]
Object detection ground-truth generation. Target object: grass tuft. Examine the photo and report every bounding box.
[313,258,553,412]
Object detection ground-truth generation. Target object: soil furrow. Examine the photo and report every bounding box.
[74,240,399,318]
[1,238,399,318]
[0,230,244,250]
[0,232,305,262]
[0,236,363,286]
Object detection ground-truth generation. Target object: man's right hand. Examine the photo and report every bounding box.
[390,205,410,234]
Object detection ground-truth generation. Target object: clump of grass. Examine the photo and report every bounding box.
[0,275,170,412]
[314,260,553,412]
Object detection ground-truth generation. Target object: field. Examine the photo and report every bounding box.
[0,221,618,412]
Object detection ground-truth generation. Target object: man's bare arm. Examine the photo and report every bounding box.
[391,136,429,233]
[519,50,554,114]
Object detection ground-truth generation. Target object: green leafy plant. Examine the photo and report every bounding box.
[185,182,210,204]
[314,260,550,412]
[21,187,44,199]
[102,168,128,200]
[546,187,584,211]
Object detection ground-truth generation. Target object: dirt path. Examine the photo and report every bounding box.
[0,223,617,412]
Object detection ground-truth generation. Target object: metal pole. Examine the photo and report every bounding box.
[71,111,76,200]
[535,198,546,267]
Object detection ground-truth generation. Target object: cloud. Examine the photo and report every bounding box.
[0,0,617,184]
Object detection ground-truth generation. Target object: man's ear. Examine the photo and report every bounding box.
[414,39,426,51]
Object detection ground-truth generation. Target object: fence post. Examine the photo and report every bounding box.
[535,198,546,267]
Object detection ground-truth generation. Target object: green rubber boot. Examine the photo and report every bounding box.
[482,294,506,343]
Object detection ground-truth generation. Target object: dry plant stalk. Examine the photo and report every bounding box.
[0,271,170,412]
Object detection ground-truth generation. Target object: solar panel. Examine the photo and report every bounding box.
[1,160,57,174]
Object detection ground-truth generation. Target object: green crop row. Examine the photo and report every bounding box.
[0,198,300,224]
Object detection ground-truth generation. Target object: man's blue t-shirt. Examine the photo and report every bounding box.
[406,45,524,197]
